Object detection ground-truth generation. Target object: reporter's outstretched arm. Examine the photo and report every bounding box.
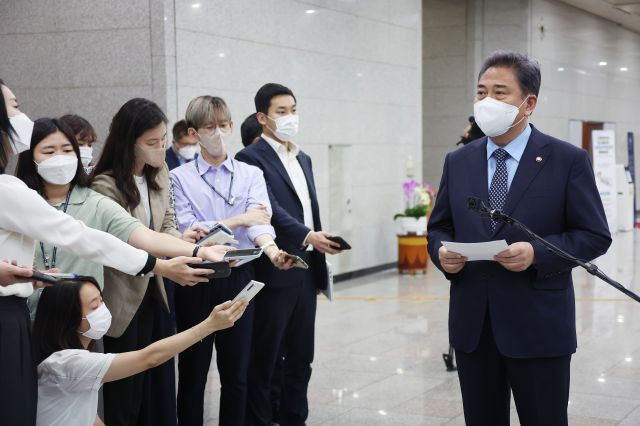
[103,299,248,382]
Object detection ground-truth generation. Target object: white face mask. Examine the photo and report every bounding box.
[36,154,78,185]
[268,114,299,142]
[198,128,228,157]
[79,302,112,340]
[473,96,528,138]
[9,112,34,154]
[178,144,200,160]
[78,146,93,167]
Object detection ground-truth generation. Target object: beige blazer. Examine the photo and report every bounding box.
[91,164,181,338]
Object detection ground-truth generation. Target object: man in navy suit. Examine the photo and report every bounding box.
[166,119,199,171]
[236,83,343,425]
[427,51,611,426]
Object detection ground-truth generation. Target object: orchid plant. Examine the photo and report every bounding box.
[394,180,436,220]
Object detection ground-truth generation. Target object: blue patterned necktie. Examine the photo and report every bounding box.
[489,148,509,231]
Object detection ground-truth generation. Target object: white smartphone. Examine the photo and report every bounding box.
[232,280,265,303]
[198,228,238,246]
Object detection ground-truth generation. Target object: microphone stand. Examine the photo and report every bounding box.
[483,206,640,303]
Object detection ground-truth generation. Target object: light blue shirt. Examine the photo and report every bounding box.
[170,154,276,249]
[486,124,531,190]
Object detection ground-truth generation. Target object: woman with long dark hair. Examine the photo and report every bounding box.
[0,83,208,426]
[33,277,247,426]
[0,79,16,174]
[91,98,211,425]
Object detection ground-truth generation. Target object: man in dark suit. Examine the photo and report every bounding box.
[427,51,611,426]
[236,83,343,426]
[166,119,199,171]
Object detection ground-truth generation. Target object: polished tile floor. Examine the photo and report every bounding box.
[203,230,640,425]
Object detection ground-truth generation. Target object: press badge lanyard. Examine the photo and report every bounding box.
[40,188,73,270]
[194,159,236,206]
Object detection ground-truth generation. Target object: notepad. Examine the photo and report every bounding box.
[441,240,509,261]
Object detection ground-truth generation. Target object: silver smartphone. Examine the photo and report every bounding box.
[223,247,263,261]
[232,280,265,303]
[283,254,309,269]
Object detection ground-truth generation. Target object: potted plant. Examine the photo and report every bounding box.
[394,180,435,235]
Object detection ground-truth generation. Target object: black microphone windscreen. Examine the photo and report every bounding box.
[467,197,481,212]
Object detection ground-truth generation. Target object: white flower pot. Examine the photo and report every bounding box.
[395,216,427,235]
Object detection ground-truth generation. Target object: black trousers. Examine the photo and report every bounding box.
[174,264,255,426]
[455,312,571,426]
[103,281,177,426]
[247,268,317,426]
[0,296,36,426]
[270,349,285,423]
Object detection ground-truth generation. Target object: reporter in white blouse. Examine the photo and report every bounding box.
[0,79,211,426]
[32,276,248,426]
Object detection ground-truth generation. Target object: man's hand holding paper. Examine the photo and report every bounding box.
[439,240,535,273]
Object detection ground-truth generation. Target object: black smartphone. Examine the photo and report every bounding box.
[187,261,231,278]
[223,248,263,261]
[327,235,351,250]
[283,254,309,269]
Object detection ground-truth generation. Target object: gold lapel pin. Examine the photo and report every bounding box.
[535,156,542,163]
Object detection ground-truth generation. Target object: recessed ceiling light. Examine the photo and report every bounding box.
[620,67,628,72]
[598,61,607,66]
[557,67,565,72]
[218,53,225,58]
[306,9,316,14]
[191,3,201,9]
[577,69,587,75]
[378,410,388,416]
[356,72,363,77]
[164,16,168,21]
[625,357,633,362]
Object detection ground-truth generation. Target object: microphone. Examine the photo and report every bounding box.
[467,197,506,222]
[467,197,485,213]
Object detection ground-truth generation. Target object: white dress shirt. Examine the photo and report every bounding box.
[0,175,148,297]
[134,174,152,226]
[262,134,315,248]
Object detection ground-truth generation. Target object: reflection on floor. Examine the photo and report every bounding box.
[203,230,640,425]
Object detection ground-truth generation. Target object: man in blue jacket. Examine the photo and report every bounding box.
[236,83,343,425]
[427,51,611,426]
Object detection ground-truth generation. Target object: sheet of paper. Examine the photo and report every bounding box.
[441,240,509,261]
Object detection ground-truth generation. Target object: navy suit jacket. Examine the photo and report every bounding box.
[165,148,182,171]
[427,125,611,358]
[235,138,328,289]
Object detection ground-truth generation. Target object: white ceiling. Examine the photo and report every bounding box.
[558,0,640,33]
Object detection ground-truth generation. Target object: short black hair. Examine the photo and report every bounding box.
[16,117,89,195]
[254,83,296,115]
[478,51,541,97]
[32,276,101,364]
[240,114,262,147]
[172,119,189,142]
[59,114,97,143]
